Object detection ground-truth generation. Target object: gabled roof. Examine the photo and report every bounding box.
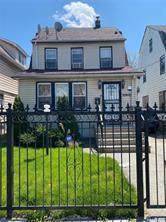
[139,25,166,52]
[0,38,28,56]
[0,45,25,70]
[32,27,126,43]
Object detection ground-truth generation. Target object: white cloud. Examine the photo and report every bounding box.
[53,1,99,27]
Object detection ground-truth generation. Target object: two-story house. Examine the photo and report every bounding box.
[0,38,27,108]
[138,26,166,108]
[14,19,142,111]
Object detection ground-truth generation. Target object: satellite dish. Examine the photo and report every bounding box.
[54,22,63,32]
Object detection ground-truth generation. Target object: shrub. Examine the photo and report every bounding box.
[13,96,28,145]
[20,132,35,146]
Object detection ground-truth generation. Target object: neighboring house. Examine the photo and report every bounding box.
[138,25,166,108]
[14,18,142,112]
[0,38,27,108]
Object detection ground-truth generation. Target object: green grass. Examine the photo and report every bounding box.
[0,146,137,219]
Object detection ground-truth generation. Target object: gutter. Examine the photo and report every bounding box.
[31,39,126,44]
[13,72,143,80]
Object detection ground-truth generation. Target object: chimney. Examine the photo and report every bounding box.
[94,16,101,29]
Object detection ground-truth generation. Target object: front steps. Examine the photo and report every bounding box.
[96,125,145,153]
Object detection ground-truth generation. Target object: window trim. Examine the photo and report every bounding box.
[71,47,84,70]
[159,90,166,109]
[72,82,87,110]
[37,82,52,109]
[45,48,58,70]
[55,82,69,109]
[36,81,87,111]
[160,55,165,75]
[149,38,153,53]
[99,46,113,69]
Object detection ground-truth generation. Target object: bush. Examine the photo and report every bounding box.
[13,96,28,145]
[20,132,35,146]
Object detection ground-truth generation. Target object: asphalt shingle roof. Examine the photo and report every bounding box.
[148,25,166,50]
[32,27,125,42]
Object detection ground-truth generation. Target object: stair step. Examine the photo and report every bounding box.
[98,139,136,146]
[96,145,149,153]
[97,133,135,139]
[97,127,135,133]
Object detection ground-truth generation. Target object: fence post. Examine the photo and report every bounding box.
[135,101,144,218]
[6,104,14,219]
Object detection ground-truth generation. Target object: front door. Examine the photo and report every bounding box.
[102,82,121,119]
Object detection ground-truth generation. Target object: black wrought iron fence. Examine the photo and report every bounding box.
[2,101,163,218]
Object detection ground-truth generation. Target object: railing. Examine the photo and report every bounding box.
[3,101,165,218]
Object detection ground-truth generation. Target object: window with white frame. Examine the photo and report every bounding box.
[100,47,112,69]
[45,48,57,70]
[0,94,3,106]
[71,48,83,69]
[55,83,69,108]
[37,83,52,109]
[72,82,86,110]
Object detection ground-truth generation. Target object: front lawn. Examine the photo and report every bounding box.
[0,146,136,209]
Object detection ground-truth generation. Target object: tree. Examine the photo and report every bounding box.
[13,96,27,145]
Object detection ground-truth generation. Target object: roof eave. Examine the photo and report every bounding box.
[0,49,26,71]
[13,71,143,80]
[31,38,126,44]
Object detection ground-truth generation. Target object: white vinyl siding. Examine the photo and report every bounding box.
[32,42,126,70]
[138,27,166,107]
[19,77,136,111]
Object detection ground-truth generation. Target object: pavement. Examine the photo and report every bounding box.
[102,135,166,217]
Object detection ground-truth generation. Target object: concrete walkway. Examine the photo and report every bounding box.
[101,135,166,217]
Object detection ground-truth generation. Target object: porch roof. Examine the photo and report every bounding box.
[12,66,143,80]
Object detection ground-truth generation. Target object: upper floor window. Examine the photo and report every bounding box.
[160,55,165,75]
[0,94,3,106]
[71,48,83,69]
[37,83,52,109]
[100,47,112,69]
[149,39,153,53]
[143,69,146,83]
[45,48,57,70]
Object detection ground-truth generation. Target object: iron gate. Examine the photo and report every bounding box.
[143,105,166,209]
[0,102,150,218]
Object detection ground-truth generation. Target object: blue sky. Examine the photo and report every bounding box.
[0,0,166,57]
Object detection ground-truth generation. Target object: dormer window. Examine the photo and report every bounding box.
[100,47,112,69]
[71,48,83,70]
[149,39,153,53]
[18,52,26,65]
[45,48,57,70]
